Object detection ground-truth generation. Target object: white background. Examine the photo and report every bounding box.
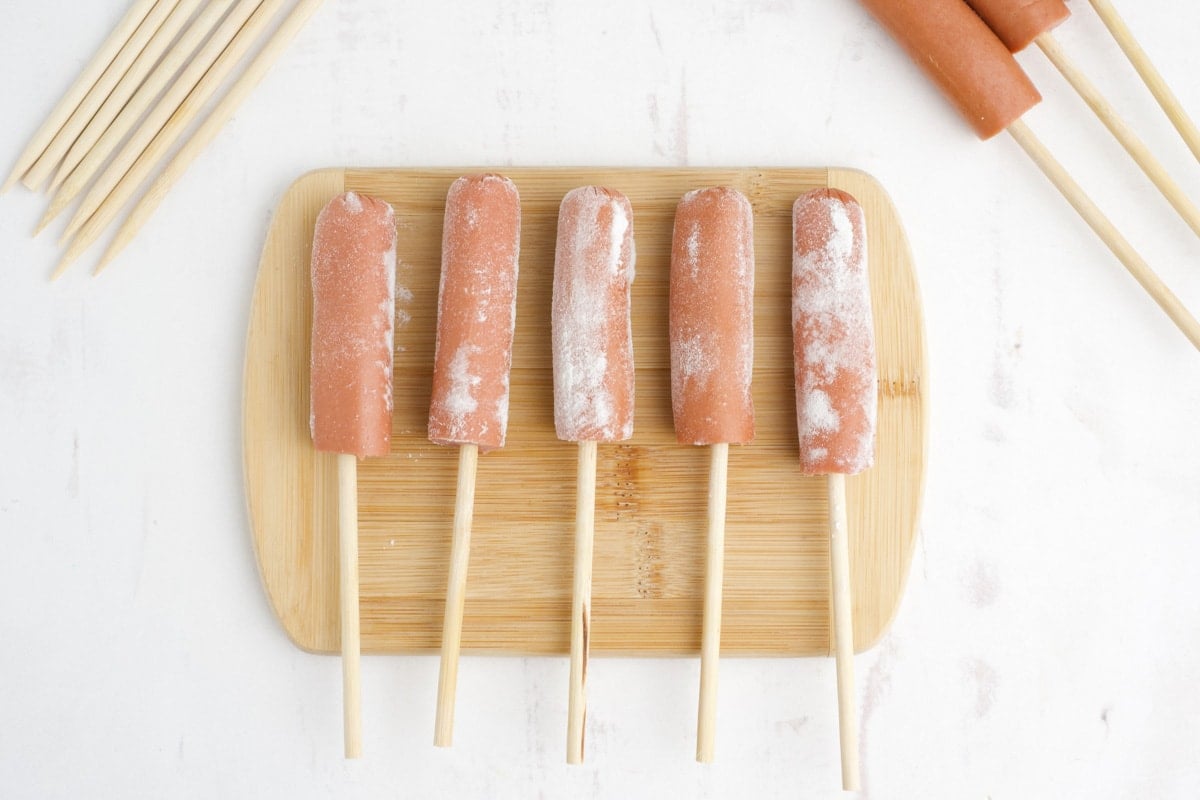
[2,1,1199,797]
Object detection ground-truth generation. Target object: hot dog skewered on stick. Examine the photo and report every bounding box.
[670,187,756,763]
[309,191,397,758]
[965,0,1200,239]
[552,187,637,765]
[793,188,877,791]
[858,0,1200,350]
[430,174,522,748]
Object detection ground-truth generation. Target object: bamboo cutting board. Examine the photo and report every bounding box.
[243,167,926,657]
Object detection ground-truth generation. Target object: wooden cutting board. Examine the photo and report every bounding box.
[243,167,926,657]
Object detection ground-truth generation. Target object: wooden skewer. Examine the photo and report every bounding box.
[47,0,206,197]
[53,0,287,278]
[1,0,158,193]
[1033,32,1200,240]
[434,443,479,748]
[1007,119,1200,350]
[93,0,326,275]
[566,439,597,765]
[22,0,179,193]
[337,453,363,759]
[827,473,860,791]
[1085,0,1200,164]
[696,441,728,763]
[45,0,252,239]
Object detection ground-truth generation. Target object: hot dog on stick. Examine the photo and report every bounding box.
[551,186,636,765]
[429,174,521,748]
[965,0,1200,239]
[310,191,397,758]
[793,188,876,791]
[858,0,1200,350]
[670,186,755,763]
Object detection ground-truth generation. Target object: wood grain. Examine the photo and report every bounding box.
[243,166,927,657]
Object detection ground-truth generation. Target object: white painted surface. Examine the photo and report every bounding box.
[2,2,1199,796]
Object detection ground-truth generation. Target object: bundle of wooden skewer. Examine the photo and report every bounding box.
[3,0,324,278]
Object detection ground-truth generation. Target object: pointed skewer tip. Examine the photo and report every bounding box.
[50,254,75,282]
[33,209,56,238]
[93,249,117,277]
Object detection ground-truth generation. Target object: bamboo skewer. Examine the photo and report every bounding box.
[696,441,728,764]
[434,443,479,748]
[22,0,180,193]
[47,0,206,197]
[48,0,256,240]
[37,0,240,235]
[337,453,363,759]
[1,0,158,194]
[1085,0,1200,164]
[1033,32,1200,240]
[1007,119,1200,350]
[53,0,287,278]
[566,439,597,765]
[94,0,326,274]
[827,473,860,790]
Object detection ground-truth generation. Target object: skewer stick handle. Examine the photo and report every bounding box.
[1,0,157,193]
[1034,32,1200,240]
[828,473,860,790]
[1007,119,1200,351]
[337,453,362,759]
[696,442,729,763]
[1085,0,1200,163]
[434,443,479,748]
[566,440,598,765]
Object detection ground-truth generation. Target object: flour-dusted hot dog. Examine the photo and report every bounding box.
[310,191,397,458]
[791,187,878,790]
[552,186,636,444]
[792,189,877,476]
[308,189,398,759]
[858,0,1042,139]
[551,185,637,764]
[669,187,755,446]
[428,173,522,451]
[669,185,755,763]
[430,173,522,748]
[965,0,1069,52]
